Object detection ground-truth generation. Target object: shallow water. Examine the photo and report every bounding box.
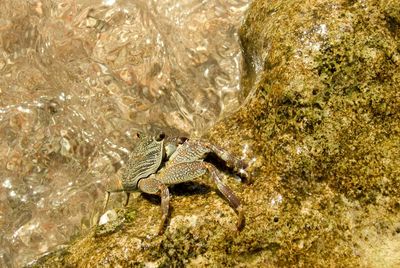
[0,0,250,266]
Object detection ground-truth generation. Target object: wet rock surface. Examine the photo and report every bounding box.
[30,0,400,267]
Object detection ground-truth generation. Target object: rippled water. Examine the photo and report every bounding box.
[0,0,250,266]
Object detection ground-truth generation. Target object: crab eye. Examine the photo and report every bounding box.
[155,132,165,141]
[178,137,188,144]
[136,133,141,138]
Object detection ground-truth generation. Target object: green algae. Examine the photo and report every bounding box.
[29,0,400,266]
[124,208,137,223]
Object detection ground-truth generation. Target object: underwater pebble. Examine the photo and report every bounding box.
[98,210,118,225]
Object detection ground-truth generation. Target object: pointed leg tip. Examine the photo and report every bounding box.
[237,220,245,231]
[236,206,245,230]
[124,192,131,207]
[158,226,166,235]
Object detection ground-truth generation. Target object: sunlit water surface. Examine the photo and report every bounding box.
[0,0,250,266]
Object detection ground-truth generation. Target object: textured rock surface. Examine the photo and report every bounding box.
[29,0,400,267]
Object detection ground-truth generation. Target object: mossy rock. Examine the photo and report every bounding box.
[29,0,400,267]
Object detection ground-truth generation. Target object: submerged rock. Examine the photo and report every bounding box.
[29,0,400,266]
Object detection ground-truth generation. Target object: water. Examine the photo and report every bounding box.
[0,0,250,266]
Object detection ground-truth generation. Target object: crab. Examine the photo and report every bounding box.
[102,132,247,234]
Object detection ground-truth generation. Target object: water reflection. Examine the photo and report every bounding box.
[0,0,249,266]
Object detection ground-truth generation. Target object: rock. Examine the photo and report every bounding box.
[29,0,400,266]
[98,210,118,226]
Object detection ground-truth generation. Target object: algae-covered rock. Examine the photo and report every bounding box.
[29,0,400,267]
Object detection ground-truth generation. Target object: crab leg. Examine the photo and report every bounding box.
[137,176,170,234]
[103,188,124,213]
[158,161,244,230]
[204,163,245,229]
[124,192,131,207]
[102,173,135,213]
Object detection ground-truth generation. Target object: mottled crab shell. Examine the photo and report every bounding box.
[121,136,164,191]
